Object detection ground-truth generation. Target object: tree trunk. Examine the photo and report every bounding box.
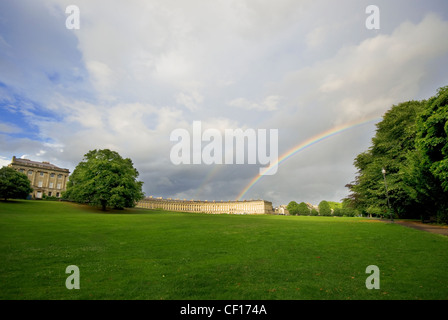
[101,200,107,211]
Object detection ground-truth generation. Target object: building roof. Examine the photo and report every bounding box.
[10,156,70,173]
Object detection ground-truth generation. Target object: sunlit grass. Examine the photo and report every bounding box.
[1,200,447,300]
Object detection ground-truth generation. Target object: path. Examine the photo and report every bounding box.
[392,220,448,236]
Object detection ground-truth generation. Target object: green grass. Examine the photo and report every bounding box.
[1,200,447,300]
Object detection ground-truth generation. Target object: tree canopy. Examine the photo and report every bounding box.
[64,149,144,210]
[0,166,33,201]
[345,86,448,223]
[297,202,311,215]
[287,201,311,215]
[318,200,331,216]
[286,201,299,215]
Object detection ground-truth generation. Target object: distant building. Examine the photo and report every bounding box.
[8,156,70,199]
[137,196,274,215]
[274,205,289,215]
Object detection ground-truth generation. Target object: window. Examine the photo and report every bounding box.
[49,182,54,188]
[50,173,55,178]
[56,192,60,197]
[58,174,62,179]
[57,183,62,190]
[38,181,43,187]
[19,169,24,173]
[28,170,33,175]
[40,172,44,176]
[48,192,52,197]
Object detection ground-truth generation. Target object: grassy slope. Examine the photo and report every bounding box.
[0,200,447,300]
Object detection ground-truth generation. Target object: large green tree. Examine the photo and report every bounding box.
[345,86,448,222]
[318,200,331,216]
[64,149,144,210]
[0,166,33,201]
[286,201,299,215]
[345,100,425,218]
[297,202,311,215]
[410,86,448,222]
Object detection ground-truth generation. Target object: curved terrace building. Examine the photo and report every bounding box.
[136,197,274,215]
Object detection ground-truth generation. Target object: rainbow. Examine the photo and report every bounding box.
[236,116,382,200]
[194,166,221,199]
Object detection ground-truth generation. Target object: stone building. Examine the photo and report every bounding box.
[136,196,274,215]
[274,205,289,215]
[8,156,70,199]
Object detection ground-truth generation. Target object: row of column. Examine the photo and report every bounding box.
[137,200,264,214]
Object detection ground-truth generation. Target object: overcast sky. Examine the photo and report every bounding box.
[1,0,448,207]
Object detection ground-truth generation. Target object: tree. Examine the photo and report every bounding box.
[286,201,299,215]
[416,86,448,188]
[318,200,331,216]
[297,202,311,215]
[346,100,425,218]
[411,86,448,223]
[333,207,343,217]
[0,166,33,201]
[345,87,448,223]
[310,208,319,216]
[64,149,144,210]
[327,201,342,211]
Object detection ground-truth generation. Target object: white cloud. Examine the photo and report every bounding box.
[228,95,282,111]
[0,155,11,168]
[86,60,115,97]
[277,13,448,125]
[176,91,204,111]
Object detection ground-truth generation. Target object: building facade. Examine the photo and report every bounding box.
[274,205,290,215]
[136,197,274,215]
[8,156,70,199]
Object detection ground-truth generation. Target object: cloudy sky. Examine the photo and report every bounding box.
[1,0,448,207]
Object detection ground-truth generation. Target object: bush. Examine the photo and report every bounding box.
[0,167,33,201]
[43,195,59,201]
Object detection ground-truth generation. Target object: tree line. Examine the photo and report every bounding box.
[286,200,358,217]
[344,86,448,223]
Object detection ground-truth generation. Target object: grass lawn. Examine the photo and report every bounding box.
[0,200,447,300]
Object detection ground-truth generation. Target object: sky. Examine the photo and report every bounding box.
[1,0,448,207]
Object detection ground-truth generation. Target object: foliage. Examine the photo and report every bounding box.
[411,86,448,223]
[0,166,33,201]
[327,201,342,210]
[345,86,448,223]
[318,200,332,216]
[345,100,426,218]
[286,201,299,215]
[310,208,319,216]
[42,194,59,201]
[297,202,311,215]
[64,149,144,210]
[287,201,313,215]
[333,207,343,216]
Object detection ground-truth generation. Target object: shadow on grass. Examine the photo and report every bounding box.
[66,201,163,215]
[0,199,34,204]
